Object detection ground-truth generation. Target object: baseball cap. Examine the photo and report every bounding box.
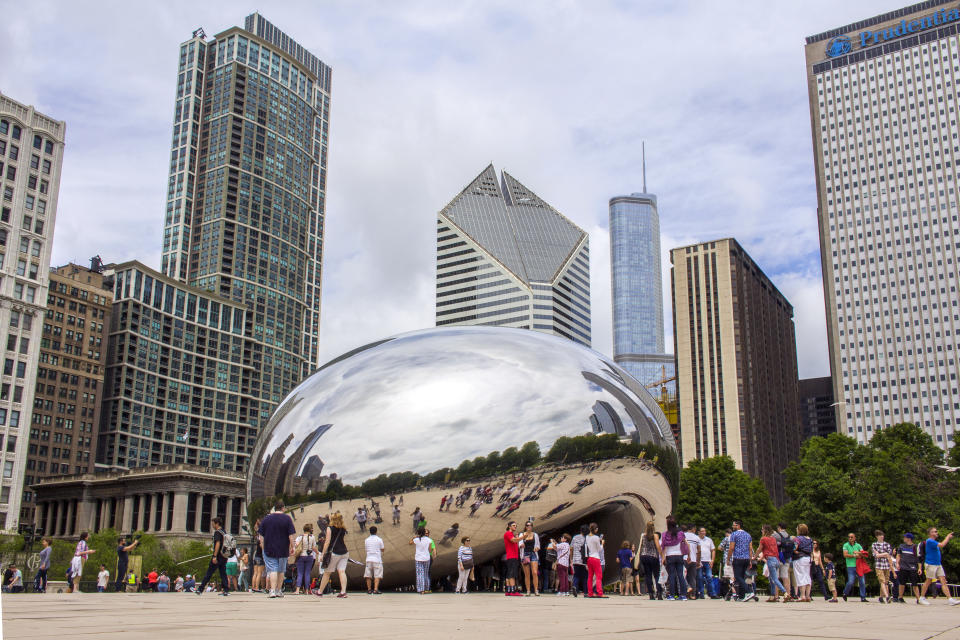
[903,532,914,539]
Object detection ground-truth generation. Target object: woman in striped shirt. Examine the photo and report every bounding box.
[456,536,474,593]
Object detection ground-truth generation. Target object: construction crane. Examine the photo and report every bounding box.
[645,365,676,403]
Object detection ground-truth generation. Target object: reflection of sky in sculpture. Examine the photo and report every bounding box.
[249,327,675,498]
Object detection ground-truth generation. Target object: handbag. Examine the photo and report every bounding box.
[461,558,474,570]
[321,551,332,569]
[289,536,304,564]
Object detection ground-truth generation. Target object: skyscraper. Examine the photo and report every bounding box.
[798,376,837,440]
[609,162,674,388]
[671,239,800,503]
[162,13,331,406]
[806,2,960,447]
[0,94,65,529]
[436,165,591,346]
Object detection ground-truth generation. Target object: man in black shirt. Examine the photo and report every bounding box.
[197,517,230,596]
[115,535,139,592]
[895,532,921,603]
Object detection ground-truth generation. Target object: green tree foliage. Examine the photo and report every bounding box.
[675,456,775,536]
[781,423,960,580]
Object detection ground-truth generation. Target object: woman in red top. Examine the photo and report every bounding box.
[757,525,787,602]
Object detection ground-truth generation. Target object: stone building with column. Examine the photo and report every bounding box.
[31,463,245,538]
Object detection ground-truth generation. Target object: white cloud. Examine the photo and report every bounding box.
[0,0,885,378]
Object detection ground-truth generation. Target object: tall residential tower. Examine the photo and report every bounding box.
[806,1,960,446]
[436,165,591,346]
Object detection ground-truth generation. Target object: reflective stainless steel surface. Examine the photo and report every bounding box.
[246,326,677,587]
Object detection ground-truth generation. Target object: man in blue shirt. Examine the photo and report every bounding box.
[918,527,958,605]
[728,520,757,602]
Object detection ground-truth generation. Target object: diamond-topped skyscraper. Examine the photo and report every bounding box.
[609,155,674,388]
[436,165,590,346]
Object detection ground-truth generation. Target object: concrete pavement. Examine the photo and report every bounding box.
[4,592,960,639]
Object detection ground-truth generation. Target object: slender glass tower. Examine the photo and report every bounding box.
[609,154,673,387]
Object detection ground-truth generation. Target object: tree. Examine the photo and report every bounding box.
[675,456,775,536]
[948,443,960,468]
[518,441,541,468]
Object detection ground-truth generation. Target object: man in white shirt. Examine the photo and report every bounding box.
[684,525,700,599]
[697,527,717,599]
[364,526,385,594]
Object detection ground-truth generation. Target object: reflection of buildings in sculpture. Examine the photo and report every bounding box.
[580,371,674,449]
[590,401,625,437]
[250,423,331,498]
[436,165,591,347]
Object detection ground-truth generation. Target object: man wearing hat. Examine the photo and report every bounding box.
[895,533,922,603]
[183,574,196,592]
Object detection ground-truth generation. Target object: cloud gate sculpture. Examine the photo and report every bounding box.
[247,326,678,588]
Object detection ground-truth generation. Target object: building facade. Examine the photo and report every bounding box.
[799,376,838,440]
[0,94,65,530]
[436,165,591,346]
[32,463,245,539]
[97,261,257,472]
[806,1,960,446]
[161,12,331,433]
[22,263,111,525]
[671,239,800,503]
[609,192,674,387]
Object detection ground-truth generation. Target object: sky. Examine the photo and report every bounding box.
[0,0,893,378]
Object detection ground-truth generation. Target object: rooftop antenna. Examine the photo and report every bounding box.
[642,141,647,194]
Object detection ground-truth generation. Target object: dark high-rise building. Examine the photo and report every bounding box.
[23,264,111,525]
[162,12,331,409]
[671,238,800,504]
[798,376,837,440]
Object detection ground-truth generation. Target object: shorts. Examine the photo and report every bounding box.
[253,556,264,566]
[263,555,288,574]
[329,553,349,572]
[620,567,632,583]
[778,561,792,580]
[523,551,538,564]
[364,561,383,579]
[899,570,921,586]
[504,557,520,580]
[925,564,946,580]
[874,568,889,584]
[226,562,239,576]
[827,578,837,592]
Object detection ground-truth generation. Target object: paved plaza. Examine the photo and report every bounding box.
[4,593,960,639]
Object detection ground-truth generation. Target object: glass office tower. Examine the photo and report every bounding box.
[609,192,673,387]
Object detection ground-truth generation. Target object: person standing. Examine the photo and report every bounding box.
[728,520,756,602]
[410,527,435,594]
[237,550,250,592]
[519,521,540,596]
[841,532,867,602]
[793,524,814,602]
[503,521,523,596]
[918,527,959,605]
[555,533,572,596]
[96,565,109,592]
[696,527,716,599]
[895,533,922,603]
[293,523,317,595]
[871,530,894,603]
[660,516,688,601]
[810,540,829,601]
[639,521,662,600]
[617,541,634,596]
[70,532,96,593]
[584,523,606,598]
[36,538,52,593]
[456,536,474,594]
[774,523,796,601]
[364,525,385,594]
[114,535,139,592]
[758,525,787,602]
[824,554,838,602]
[683,525,700,599]
[157,572,170,592]
[251,517,265,592]
[570,524,588,597]
[198,517,234,597]
[392,504,401,526]
[225,549,239,592]
[316,512,350,598]
[354,507,367,532]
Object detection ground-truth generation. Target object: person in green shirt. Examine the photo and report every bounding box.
[841,532,867,602]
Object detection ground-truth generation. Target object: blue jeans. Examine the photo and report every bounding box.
[766,558,786,595]
[665,556,687,598]
[843,566,865,598]
[697,562,714,597]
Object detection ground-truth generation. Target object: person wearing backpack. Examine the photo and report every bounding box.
[197,517,231,596]
[793,524,814,602]
[774,523,796,601]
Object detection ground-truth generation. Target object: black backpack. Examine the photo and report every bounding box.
[776,532,795,561]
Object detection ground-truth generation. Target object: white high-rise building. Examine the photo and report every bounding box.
[805,1,960,446]
[0,94,65,530]
[436,165,590,346]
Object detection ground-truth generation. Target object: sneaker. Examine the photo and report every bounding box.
[277,592,284,598]
[665,595,675,601]
[742,592,755,602]
[219,592,229,597]
[898,598,906,603]
[949,597,960,606]
[918,597,931,606]
[842,593,847,602]
[195,590,202,596]
[828,598,838,603]
[679,596,688,601]
[267,591,278,598]
[860,598,868,602]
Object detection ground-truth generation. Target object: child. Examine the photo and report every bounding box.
[824,553,838,602]
[556,534,572,596]
[96,564,109,592]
